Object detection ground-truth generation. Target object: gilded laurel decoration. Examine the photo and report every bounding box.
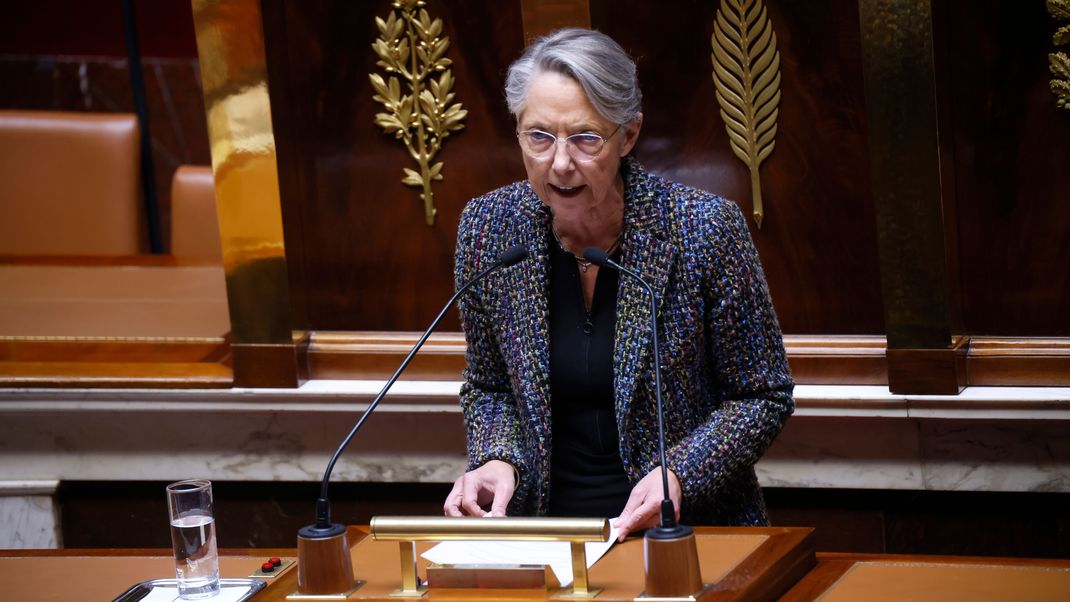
[710,0,781,229]
[370,0,467,226]
[1050,0,1070,111]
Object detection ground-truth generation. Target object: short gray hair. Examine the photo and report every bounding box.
[505,28,642,127]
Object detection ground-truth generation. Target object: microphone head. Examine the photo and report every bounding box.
[582,247,611,267]
[499,244,529,267]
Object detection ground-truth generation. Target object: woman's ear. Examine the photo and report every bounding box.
[619,112,643,157]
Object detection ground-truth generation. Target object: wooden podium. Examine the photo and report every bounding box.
[4,527,1070,601]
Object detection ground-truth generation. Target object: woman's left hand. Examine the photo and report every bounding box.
[615,466,682,541]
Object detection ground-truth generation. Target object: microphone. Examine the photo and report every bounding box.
[582,247,679,532]
[295,243,529,596]
[584,246,705,598]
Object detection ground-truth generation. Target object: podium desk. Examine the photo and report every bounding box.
[780,552,1070,602]
[0,526,814,601]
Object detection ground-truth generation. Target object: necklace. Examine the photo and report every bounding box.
[551,222,623,273]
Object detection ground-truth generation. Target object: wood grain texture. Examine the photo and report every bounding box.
[590,0,883,335]
[263,0,526,333]
[933,0,1070,337]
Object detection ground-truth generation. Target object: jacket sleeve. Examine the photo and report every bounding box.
[663,198,795,505]
[454,201,533,511]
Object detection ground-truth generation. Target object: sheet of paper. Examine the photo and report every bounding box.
[137,583,256,602]
[420,519,620,588]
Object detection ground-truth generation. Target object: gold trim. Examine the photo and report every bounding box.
[370,516,609,542]
[0,335,225,343]
[711,0,782,229]
[1050,0,1070,111]
[370,0,468,226]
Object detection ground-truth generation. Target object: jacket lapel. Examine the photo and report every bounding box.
[613,160,676,459]
[499,185,553,485]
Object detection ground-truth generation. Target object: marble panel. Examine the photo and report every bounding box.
[0,481,60,549]
[918,420,1070,492]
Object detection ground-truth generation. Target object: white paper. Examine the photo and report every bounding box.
[138,583,255,602]
[420,519,620,588]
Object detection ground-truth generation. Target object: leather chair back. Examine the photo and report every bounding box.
[0,110,143,255]
[170,165,222,260]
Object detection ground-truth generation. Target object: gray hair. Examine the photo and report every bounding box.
[505,28,642,127]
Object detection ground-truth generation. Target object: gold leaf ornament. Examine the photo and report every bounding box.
[711,0,782,229]
[1051,0,1070,111]
[370,0,467,226]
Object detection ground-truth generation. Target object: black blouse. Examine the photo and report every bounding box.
[547,234,632,518]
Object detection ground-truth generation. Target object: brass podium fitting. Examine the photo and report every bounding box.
[371,516,610,599]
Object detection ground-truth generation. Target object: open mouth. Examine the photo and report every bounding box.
[549,183,586,197]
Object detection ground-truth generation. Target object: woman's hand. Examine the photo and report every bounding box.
[614,466,682,541]
[443,460,516,517]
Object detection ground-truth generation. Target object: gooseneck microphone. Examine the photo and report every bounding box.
[582,247,683,535]
[294,244,528,596]
[305,243,530,537]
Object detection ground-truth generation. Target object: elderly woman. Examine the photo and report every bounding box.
[443,28,794,540]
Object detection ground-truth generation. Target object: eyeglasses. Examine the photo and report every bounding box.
[516,126,620,162]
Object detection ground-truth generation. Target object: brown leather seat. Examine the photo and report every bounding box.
[0,110,143,255]
[170,165,222,260]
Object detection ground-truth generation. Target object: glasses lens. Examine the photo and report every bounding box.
[567,133,605,159]
[521,130,555,155]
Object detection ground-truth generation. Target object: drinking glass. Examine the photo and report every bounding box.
[166,479,220,599]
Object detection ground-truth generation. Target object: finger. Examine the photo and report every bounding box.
[488,478,514,517]
[460,475,486,516]
[615,487,648,541]
[443,480,464,517]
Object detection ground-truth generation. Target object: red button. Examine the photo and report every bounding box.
[261,562,275,572]
[269,557,282,567]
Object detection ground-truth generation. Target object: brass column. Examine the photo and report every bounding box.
[191,0,304,388]
[858,0,965,394]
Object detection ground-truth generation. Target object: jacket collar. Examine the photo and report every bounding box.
[612,158,677,430]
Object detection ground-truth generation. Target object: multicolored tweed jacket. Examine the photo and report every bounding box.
[454,157,794,526]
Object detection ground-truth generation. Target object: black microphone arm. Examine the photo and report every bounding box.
[583,246,678,530]
[306,244,529,535]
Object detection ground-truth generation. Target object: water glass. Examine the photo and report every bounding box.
[166,479,220,599]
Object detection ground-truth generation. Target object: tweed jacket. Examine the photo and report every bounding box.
[454,157,794,526]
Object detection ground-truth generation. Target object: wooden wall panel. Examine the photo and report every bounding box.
[934,0,1070,337]
[590,0,884,335]
[263,0,526,332]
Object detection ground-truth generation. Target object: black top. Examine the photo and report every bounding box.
[547,234,632,518]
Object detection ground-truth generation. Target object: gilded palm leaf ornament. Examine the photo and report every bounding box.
[370,0,467,226]
[711,0,781,229]
[1051,0,1070,111]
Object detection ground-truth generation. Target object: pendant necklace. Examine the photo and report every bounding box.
[551,222,623,273]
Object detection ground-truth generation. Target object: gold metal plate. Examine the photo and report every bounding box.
[247,557,295,578]
[285,580,365,600]
[633,583,714,601]
[551,586,603,600]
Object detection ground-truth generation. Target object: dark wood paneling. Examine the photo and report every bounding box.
[1,0,199,59]
[592,0,884,335]
[264,0,526,332]
[303,332,890,384]
[935,0,1070,336]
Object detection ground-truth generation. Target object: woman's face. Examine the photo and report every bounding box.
[517,71,641,215]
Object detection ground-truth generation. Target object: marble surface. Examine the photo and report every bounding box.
[0,481,60,549]
[1,383,1068,549]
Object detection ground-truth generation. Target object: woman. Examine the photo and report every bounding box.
[443,28,793,541]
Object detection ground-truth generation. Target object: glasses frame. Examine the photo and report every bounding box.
[516,125,621,162]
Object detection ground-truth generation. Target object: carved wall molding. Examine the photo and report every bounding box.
[1050,0,1070,111]
[711,0,782,229]
[370,0,468,226]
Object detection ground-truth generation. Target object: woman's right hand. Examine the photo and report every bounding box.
[443,460,516,517]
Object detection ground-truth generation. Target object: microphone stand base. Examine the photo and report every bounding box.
[637,525,706,600]
[286,580,365,600]
[294,524,361,597]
